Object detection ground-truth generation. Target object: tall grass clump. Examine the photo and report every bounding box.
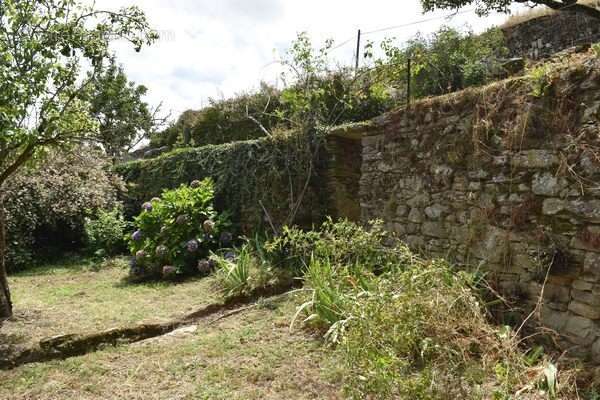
[280,219,578,399]
[213,235,296,297]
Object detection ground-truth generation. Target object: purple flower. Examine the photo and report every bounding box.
[197,259,211,274]
[132,230,143,242]
[155,245,168,258]
[186,239,199,253]
[142,202,153,212]
[203,220,215,233]
[219,232,233,247]
[208,258,217,270]
[162,265,177,278]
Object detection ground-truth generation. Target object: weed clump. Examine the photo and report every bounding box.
[276,219,578,399]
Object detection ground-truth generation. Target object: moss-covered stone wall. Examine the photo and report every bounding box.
[357,55,600,360]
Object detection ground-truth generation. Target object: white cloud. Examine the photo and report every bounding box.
[98,0,519,118]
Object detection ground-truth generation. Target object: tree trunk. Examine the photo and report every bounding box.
[0,193,13,320]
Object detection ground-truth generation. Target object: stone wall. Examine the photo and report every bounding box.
[352,56,600,360]
[503,11,600,59]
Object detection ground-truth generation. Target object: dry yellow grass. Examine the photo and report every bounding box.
[501,0,600,28]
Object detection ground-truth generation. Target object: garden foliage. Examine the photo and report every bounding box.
[127,179,230,280]
[116,131,326,231]
[4,149,124,272]
[255,220,573,399]
[148,27,506,151]
[84,208,129,257]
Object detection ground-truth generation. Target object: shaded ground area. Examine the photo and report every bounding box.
[0,295,342,400]
[1,257,219,349]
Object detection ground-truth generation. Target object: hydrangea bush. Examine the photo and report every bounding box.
[128,178,230,280]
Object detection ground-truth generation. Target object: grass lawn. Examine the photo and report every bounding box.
[2,257,220,348]
[0,257,341,399]
[0,293,342,399]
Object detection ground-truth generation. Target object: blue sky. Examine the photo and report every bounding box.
[99,0,523,119]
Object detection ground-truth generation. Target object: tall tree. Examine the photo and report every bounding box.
[0,0,157,319]
[420,0,600,19]
[87,58,166,160]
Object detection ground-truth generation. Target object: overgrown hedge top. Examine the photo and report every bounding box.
[116,132,328,233]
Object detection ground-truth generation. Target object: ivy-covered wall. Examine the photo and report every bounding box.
[116,132,330,233]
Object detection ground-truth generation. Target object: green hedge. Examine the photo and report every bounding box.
[116,132,328,233]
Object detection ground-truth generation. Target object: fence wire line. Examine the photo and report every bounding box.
[329,7,478,52]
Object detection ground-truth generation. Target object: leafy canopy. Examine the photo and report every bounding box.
[0,0,157,186]
[420,0,600,19]
[85,58,163,159]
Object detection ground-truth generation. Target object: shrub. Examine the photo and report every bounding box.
[4,149,124,272]
[282,221,575,399]
[84,208,129,257]
[530,65,553,98]
[212,248,250,297]
[212,235,295,298]
[592,42,600,58]
[127,178,230,281]
[368,26,508,99]
[264,218,407,272]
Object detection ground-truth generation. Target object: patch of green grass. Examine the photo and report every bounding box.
[0,295,342,400]
[4,256,220,346]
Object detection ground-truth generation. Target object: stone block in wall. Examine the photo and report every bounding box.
[422,221,448,239]
[567,200,600,222]
[532,172,567,196]
[471,226,510,264]
[565,315,597,346]
[572,289,600,307]
[543,198,567,215]
[541,305,568,332]
[573,279,594,292]
[424,204,448,220]
[568,301,600,320]
[511,150,560,169]
[584,253,600,277]
[571,226,600,253]
[408,208,423,224]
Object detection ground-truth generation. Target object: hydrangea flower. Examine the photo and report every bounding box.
[142,202,153,212]
[203,219,215,233]
[155,245,168,258]
[208,258,217,270]
[219,232,233,247]
[135,250,147,260]
[162,265,177,278]
[224,251,236,261]
[132,230,143,241]
[186,239,199,253]
[197,259,211,274]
